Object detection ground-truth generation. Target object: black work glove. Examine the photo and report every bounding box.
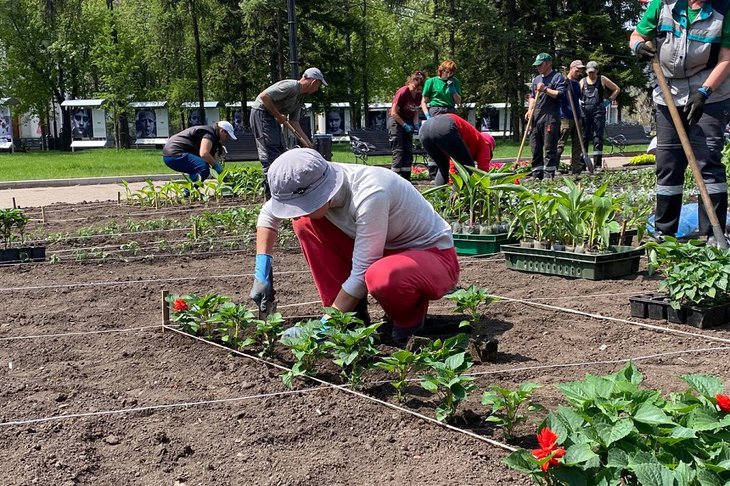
[632,40,656,61]
[684,90,708,126]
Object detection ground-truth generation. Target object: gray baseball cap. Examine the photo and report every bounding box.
[586,61,599,73]
[303,67,328,86]
[267,148,344,219]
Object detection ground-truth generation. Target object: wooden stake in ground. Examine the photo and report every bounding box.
[649,45,728,249]
[516,91,540,166]
[161,290,169,332]
[283,120,313,149]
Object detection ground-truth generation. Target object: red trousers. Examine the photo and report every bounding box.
[293,216,460,329]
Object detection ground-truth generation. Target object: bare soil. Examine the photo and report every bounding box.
[1,199,729,485]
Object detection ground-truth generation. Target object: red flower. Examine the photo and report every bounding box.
[173,299,189,312]
[716,394,730,413]
[531,427,566,472]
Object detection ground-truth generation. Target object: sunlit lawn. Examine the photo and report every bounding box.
[0,140,648,182]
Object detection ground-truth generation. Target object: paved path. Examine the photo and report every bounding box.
[0,156,638,209]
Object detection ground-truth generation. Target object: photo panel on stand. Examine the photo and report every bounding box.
[71,107,93,139]
[135,109,157,138]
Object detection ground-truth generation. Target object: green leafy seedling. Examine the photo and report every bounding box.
[420,351,475,422]
[322,320,382,389]
[254,312,285,357]
[445,285,498,327]
[481,383,544,439]
[279,319,327,388]
[374,349,424,401]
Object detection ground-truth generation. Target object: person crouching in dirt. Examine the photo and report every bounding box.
[419,113,495,185]
[162,121,236,181]
[249,148,460,346]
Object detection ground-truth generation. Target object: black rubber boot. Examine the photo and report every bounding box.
[354,299,371,326]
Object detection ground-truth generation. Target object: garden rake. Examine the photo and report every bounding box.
[283,120,313,149]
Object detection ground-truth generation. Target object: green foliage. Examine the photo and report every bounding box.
[374,349,425,402]
[420,351,476,422]
[505,362,730,485]
[645,238,730,309]
[321,309,382,389]
[444,284,498,326]
[279,320,327,388]
[253,312,285,358]
[628,154,656,166]
[482,383,543,438]
[0,209,30,249]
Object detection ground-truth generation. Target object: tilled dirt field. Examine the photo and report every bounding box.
[2,200,730,485]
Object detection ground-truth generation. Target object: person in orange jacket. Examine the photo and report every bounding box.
[418,113,495,185]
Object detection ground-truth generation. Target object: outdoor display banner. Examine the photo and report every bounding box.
[0,106,12,143]
[134,108,158,138]
[368,110,387,131]
[326,110,345,135]
[71,107,93,139]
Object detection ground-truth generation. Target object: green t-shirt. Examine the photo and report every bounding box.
[636,0,730,48]
[422,76,462,108]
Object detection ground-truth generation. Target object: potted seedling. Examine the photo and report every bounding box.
[502,182,644,280]
[0,209,45,264]
[423,163,527,256]
[636,238,730,328]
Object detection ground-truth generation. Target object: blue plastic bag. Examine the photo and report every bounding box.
[647,202,730,238]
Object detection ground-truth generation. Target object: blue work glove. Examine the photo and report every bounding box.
[402,123,413,133]
[602,99,611,108]
[425,112,432,120]
[250,254,275,312]
[447,79,457,95]
[685,88,709,126]
[212,162,224,174]
[413,122,421,132]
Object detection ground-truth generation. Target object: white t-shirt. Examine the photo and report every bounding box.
[257,163,453,298]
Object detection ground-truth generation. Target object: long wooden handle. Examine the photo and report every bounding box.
[283,120,313,149]
[516,91,540,165]
[650,55,728,248]
[566,83,594,174]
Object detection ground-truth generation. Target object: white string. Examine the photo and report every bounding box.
[47,201,261,223]
[163,325,518,452]
[491,294,730,345]
[0,325,160,341]
[0,270,310,292]
[0,387,327,427]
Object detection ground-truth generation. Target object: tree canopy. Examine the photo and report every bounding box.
[0,0,647,147]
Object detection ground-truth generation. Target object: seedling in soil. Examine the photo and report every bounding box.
[253,312,285,357]
[321,320,382,389]
[211,302,257,350]
[279,319,327,388]
[374,349,425,401]
[481,383,544,439]
[445,285,498,327]
[166,293,231,338]
[420,351,475,422]
[417,332,470,363]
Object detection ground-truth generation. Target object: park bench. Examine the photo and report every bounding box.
[604,124,650,154]
[349,128,427,165]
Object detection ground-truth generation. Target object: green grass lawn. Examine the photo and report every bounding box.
[0,141,649,182]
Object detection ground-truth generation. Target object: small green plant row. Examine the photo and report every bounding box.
[505,362,730,486]
[123,166,264,207]
[627,153,656,166]
[39,206,294,249]
[645,236,730,310]
[0,208,30,250]
[167,286,514,424]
